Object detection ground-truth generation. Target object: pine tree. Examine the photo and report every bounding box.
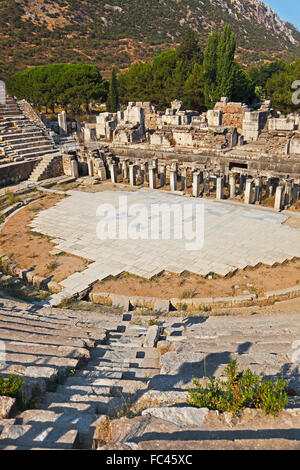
[107,67,119,113]
[177,28,203,73]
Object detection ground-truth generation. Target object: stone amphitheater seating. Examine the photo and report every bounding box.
[0,294,299,450]
[0,97,60,164]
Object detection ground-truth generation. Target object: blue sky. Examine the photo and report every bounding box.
[267,0,300,30]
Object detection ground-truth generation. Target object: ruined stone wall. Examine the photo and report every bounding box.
[214,102,245,134]
[290,139,300,155]
[62,154,73,176]
[0,159,39,186]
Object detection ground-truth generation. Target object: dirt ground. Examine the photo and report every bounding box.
[0,194,91,283]
[91,259,300,300]
[284,216,300,229]
[50,180,139,193]
[1,184,300,297]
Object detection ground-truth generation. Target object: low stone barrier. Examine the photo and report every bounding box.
[89,286,300,312]
[0,254,62,294]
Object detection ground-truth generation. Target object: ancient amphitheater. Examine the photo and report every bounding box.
[0,79,300,450]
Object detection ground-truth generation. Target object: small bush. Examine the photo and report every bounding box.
[187,359,288,417]
[6,192,20,205]
[46,260,58,271]
[181,289,197,299]
[148,318,160,326]
[0,374,24,404]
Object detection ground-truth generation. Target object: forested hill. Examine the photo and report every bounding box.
[1,0,300,78]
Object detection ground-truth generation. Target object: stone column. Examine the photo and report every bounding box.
[192,172,201,198]
[216,176,224,200]
[181,167,188,191]
[129,164,137,186]
[159,165,166,187]
[238,174,245,195]
[109,162,117,183]
[203,172,210,195]
[122,160,129,180]
[170,169,177,192]
[274,185,284,211]
[149,166,157,189]
[143,162,149,183]
[88,158,94,177]
[71,159,79,178]
[152,158,158,171]
[254,177,262,204]
[0,80,6,106]
[265,178,273,198]
[284,181,293,208]
[58,110,67,136]
[229,174,236,198]
[292,181,300,204]
[244,179,254,204]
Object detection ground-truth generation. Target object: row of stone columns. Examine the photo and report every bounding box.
[107,158,300,212]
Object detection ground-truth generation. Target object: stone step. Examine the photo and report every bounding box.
[136,438,300,450]
[85,363,130,373]
[0,319,100,341]
[122,367,160,380]
[0,308,79,324]
[110,379,148,396]
[1,131,44,140]
[21,149,60,159]
[40,392,112,414]
[4,135,46,143]
[16,409,102,449]
[59,379,112,396]
[8,141,51,150]
[0,423,79,450]
[2,351,79,370]
[0,311,79,328]
[55,384,111,397]
[15,144,55,155]
[44,401,98,414]
[0,328,88,347]
[3,341,90,361]
[67,370,123,381]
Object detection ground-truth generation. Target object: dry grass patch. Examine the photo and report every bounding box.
[0,194,91,283]
[91,259,300,301]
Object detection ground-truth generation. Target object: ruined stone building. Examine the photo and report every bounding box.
[1,76,300,212]
[80,96,300,211]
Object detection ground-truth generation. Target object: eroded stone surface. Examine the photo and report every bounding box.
[0,397,16,419]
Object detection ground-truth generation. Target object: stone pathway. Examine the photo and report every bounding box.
[28,188,300,306]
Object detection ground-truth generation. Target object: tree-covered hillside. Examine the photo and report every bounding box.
[0,0,300,78]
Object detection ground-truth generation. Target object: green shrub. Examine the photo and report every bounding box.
[148,318,160,326]
[0,374,24,400]
[187,359,288,417]
[6,192,20,205]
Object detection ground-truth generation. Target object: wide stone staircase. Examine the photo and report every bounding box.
[96,311,300,450]
[0,97,60,164]
[0,297,158,449]
[28,154,63,183]
[0,293,299,450]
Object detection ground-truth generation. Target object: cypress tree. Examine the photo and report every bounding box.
[216,24,236,101]
[107,67,119,113]
[203,29,220,109]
